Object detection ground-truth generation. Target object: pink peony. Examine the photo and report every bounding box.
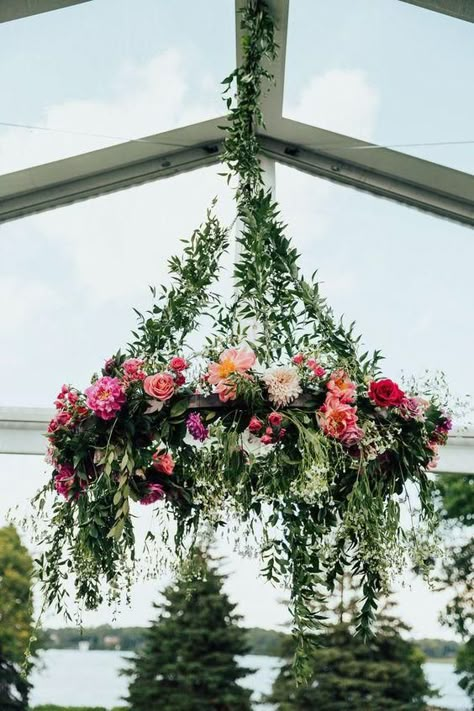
[140,483,165,505]
[85,377,126,421]
[169,357,189,372]
[122,358,146,383]
[208,345,256,385]
[214,379,238,403]
[327,369,356,403]
[318,397,359,440]
[54,464,75,499]
[144,372,175,401]
[152,451,175,475]
[53,463,87,501]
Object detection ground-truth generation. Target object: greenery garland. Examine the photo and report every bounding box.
[32,0,452,677]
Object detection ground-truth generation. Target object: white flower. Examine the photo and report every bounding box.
[262,366,302,407]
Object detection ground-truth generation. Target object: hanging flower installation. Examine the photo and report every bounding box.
[34,0,452,673]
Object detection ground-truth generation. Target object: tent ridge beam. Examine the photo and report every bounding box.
[260,135,474,226]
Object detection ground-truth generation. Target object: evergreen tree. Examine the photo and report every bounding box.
[0,526,34,710]
[437,473,474,707]
[269,585,434,711]
[123,549,252,710]
[0,652,30,711]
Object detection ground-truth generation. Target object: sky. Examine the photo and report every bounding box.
[0,0,473,639]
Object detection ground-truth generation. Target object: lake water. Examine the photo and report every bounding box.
[29,650,471,710]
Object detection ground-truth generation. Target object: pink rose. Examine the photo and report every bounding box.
[152,451,175,475]
[278,428,287,440]
[292,353,305,365]
[248,416,263,434]
[174,373,186,387]
[399,396,426,421]
[260,434,273,445]
[268,412,283,427]
[144,373,175,401]
[340,424,364,447]
[169,357,189,372]
[48,410,73,434]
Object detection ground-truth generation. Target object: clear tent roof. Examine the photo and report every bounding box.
[0,0,473,654]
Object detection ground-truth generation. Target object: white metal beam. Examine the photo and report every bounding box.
[1,115,473,226]
[399,0,474,22]
[0,0,90,23]
[259,119,474,226]
[0,118,225,223]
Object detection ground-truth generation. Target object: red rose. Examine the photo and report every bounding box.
[152,451,175,475]
[268,412,283,427]
[174,373,186,387]
[169,357,188,372]
[144,373,175,401]
[368,379,405,408]
[248,416,263,434]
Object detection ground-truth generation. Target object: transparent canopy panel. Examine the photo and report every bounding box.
[276,163,474,407]
[0,166,234,407]
[0,0,234,174]
[284,0,474,174]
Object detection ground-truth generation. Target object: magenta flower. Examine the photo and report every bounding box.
[140,483,165,505]
[85,377,126,421]
[186,412,209,442]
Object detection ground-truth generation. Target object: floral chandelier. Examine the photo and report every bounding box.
[35,0,451,673]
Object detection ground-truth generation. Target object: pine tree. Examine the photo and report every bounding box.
[0,653,30,711]
[123,549,252,710]
[269,584,434,711]
[0,526,34,711]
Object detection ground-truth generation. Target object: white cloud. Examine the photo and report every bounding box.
[288,68,379,141]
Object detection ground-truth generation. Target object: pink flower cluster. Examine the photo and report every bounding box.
[85,376,126,421]
[318,370,363,447]
[292,353,326,378]
[122,358,146,384]
[208,345,256,402]
[248,411,286,445]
